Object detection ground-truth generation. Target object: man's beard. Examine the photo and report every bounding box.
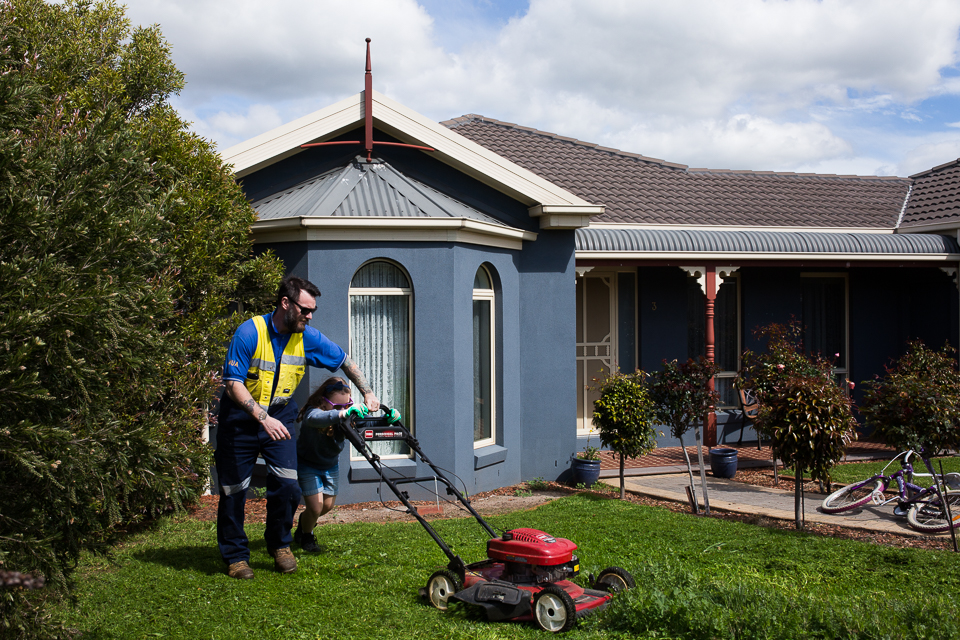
[284,306,307,333]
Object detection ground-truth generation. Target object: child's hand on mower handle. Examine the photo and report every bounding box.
[342,404,369,421]
[385,408,401,424]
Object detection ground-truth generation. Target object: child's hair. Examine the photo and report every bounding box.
[297,376,351,422]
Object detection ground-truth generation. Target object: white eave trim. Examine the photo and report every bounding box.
[529,204,605,229]
[896,222,960,235]
[252,216,537,251]
[586,222,898,234]
[576,250,960,262]
[222,91,598,213]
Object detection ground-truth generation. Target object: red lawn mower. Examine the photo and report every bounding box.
[341,410,635,633]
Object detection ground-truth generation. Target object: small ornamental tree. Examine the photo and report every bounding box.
[859,340,960,456]
[647,358,720,513]
[592,371,658,499]
[739,321,858,529]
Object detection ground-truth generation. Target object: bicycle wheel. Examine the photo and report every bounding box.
[907,490,960,533]
[821,479,885,513]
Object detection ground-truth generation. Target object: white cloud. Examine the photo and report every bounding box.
[614,114,854,171]
[897,138,960,176]
[121,0,960,174]
[178,103,285,149]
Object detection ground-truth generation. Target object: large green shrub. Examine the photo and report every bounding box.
[738,321,857,528]
[859,340,960,455]
[592,371,658,498]
[0,1,282,636]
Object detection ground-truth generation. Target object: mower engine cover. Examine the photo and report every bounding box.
[487,528,577,566]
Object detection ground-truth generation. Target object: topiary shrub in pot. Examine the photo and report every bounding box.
[571,440,602,487]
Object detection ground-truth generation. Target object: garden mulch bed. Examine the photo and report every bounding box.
[187,469,959,552]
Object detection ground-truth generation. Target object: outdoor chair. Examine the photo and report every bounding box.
[736,387,761,450]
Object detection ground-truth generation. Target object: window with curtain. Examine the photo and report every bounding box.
[349,261,412,457]
[687,274,740,407]
[801,273,847,385]
[473,265,495,448]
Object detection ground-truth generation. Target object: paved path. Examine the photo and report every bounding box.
[619,472,946,538]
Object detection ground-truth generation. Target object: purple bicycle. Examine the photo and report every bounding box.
[820,449,960,533]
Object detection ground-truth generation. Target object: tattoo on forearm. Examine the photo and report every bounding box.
[242,398,267,421]
[342,357,373,396]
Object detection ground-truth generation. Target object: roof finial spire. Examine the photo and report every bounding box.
[299,39,436,159]
[364,38,373,161]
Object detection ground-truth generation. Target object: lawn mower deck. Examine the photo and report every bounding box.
[340,412,634,633]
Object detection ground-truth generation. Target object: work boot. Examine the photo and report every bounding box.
[227,560,254,580]
[270,547,297,574]
[294,525,322,553]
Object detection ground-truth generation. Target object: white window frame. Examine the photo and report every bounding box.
[348,260,414,460]
[473,265,496,449]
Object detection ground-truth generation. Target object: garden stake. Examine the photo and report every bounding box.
[695,424,710,515]
[938,460,959,553]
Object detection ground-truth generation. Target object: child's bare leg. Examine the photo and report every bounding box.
[299,493,323,533]
[318,494,337,517]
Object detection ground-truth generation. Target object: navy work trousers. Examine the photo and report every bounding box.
[215,412,301,565]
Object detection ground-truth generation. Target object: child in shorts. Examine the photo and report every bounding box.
[293,378,402,551]
[293,377,366,552]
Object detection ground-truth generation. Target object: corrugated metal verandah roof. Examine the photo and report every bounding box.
[252,156,507,225]
[576,228,960,257]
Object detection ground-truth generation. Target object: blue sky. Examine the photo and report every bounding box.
[121,0,960,177]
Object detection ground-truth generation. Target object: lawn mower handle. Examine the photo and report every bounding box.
[338,406,498,577]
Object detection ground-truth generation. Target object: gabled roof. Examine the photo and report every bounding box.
[220,92,604,229]
[902,159,960,230]
[249,156,537,250]
[443,115,913,230]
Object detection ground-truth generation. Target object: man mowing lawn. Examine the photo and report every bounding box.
[216,275,381,579]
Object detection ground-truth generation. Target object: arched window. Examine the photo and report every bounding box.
[349,261,412,457]
[473,265,496,448]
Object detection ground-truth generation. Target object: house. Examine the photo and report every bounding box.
[221,89,959,504]
[442,115,960,447]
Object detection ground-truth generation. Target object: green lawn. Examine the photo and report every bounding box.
[57,494,960,639]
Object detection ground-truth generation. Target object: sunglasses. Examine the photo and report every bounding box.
[328,398,354,410]
[288,298,317,316]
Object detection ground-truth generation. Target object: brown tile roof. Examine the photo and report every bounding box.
[443,115,912,228]
[901,159,960,227]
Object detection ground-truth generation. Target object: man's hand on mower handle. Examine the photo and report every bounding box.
[363,391,380,412]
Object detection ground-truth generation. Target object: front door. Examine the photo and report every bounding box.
[575,273,617,435]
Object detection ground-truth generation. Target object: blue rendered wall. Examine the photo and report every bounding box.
[517,230,579,482]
